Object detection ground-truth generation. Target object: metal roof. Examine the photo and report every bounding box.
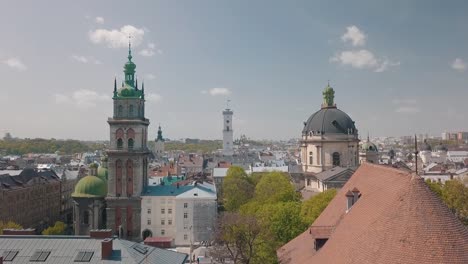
[0,236,187,264]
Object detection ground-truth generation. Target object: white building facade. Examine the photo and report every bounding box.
[222,108,234,156]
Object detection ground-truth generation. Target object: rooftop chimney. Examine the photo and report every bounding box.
[351,187,360,204]
[346,191,354,211]
[101,238,113,260]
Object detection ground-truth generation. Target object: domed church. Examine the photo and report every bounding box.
[301,84,359,174]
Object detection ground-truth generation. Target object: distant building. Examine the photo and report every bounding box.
[222,107,234,156]
[300,84,359,174]
[178,154,203,175]
[154,125,165,157]
[0,169,61,229]
[419,141,448,165]
[278,163,468,264]
[358,137,379,164]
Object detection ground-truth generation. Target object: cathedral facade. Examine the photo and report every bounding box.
[301,84,359,173]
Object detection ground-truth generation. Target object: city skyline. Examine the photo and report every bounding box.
[2,0,468,140]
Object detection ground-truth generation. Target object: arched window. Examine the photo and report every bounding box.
[128,138,134,149]
[332,152,341,166]
[142,229,153,240]
[126,159,133,196]
[118,105,123,116]
[129,105,134,117]
[117,138,123,149]
[116,160,122,196]
[83,210,90,225]
[127,128,135,139]
[309,151,313,165]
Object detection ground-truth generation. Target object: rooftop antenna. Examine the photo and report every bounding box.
[414,134,419,175]
[226,99,231,109]
[327,80,330,86]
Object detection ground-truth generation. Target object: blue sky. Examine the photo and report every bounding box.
[1,0,468,140]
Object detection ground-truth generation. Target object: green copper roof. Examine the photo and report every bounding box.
[72,175,107,198]
[361,141,378,152]
[322,84,335,108]
[113,42,145,99]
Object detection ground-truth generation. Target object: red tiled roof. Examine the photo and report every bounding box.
[278,163,468,264]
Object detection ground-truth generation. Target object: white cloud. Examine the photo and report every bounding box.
[146,93,162,102]
[202,88,232,96]
[395,106,421,113]
[89,25,145,48]
[71,55,101,64]
[2,58,27,71]
[139,49,155,57]
[341,25,366,47]
[451,58,466,72]
[331,49,378,69]
[331,50,399,72]
[393,98,420,113]
[145,73,156,80]
[54,89,109,108]
[95,16,104,24]
[139,43,161,57]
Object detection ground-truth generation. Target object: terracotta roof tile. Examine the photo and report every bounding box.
[278,163,468,264]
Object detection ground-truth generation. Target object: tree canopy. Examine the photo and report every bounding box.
[42,221,66,235]
[301,189,337,225]
[426,179,468,225]
[222,166,255,211]
[0,221,23,235]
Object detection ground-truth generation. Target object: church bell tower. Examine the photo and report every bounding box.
[222,103,234,156]
[105,41,150,240]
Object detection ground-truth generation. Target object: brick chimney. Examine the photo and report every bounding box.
[90,229,112,239]
[3,229,36,235]
[101,238,113,260]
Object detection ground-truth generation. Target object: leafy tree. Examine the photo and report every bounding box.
[301,189,337,225]
[213,212,262,264]
[0,221,23,234]
[223,166,254,211]
[426,179,468,225]
[425,179,443,197]
[254,172,298,204]
[42,221,66,235]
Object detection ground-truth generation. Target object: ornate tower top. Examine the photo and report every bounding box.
[114,38,144,99]
[322,83,336,108]
[156,125,164,142]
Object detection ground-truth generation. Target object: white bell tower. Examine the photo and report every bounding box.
[222,101,234,156]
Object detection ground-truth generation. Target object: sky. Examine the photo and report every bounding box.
[1,0,468,140]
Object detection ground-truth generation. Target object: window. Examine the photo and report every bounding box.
[227,126,230,131]
[118,105,123,116]
[30,251,51,262]
[332,152,340,166]
[161,219,165,225]
[74,251,94,262]
[147,219,151,225]
[3,250,19,261]
[161,208,165,214]
[83,211,89,225]
[314,238,328,251]
[184,234,188,240]
[161,229,165,235]
[147,208,151,214]
[309,151,313,165]
[307,179,311,186]
[129,105,134,116]
[128,138,134,149]
[184,203,188,208]
[117,138,123,149]
[168,219,172,225]
[184,212,188,219]
[168,208,172,214]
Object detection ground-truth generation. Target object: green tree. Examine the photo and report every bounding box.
[42,221,66,235]
[441,180,468,225]
[301,189,337,225]
[222,166,254,211]
[213,212,262,264]
[0,221,23,234]
[425,179,443,197]
[254,172,298,204]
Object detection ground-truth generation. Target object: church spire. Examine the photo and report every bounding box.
[113,77,117,97]
[156,125,164,142]
[124,36,136,88]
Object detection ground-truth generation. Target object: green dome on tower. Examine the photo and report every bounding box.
[97,166,108,181]
[72,175,107,198]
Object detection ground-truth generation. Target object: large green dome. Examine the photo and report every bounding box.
[72,175,107,198]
